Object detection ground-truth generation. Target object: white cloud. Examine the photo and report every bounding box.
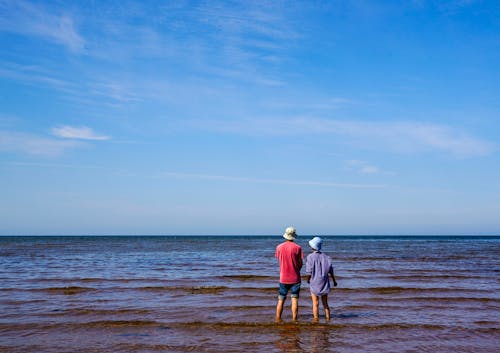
[360,165,380,174]
[0,131,81,157]
[51,126,110,141]
[0,0,84,52]
[345,160,382,174]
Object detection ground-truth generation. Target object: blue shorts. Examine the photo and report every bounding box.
[278,282,301,300]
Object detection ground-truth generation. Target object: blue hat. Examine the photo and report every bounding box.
[309,236,323,251]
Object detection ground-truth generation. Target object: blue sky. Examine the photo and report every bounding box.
[1,0,499,235]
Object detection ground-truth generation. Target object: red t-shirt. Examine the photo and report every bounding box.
[275,241,303,284]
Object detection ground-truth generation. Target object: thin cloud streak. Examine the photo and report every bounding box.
[0,0,85,52]
[2,161,110,170]
[0,62,73,90]
[88,82,141,103]
[194,117,494,157]
[0,131,82,157]
[157,171,386,189]
[63,1,298,86]
[0,162,386,189]
[0,61,143,106]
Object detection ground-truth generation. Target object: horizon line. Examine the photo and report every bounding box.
[1,234,498,237]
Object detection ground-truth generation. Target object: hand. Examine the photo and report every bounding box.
[333,281,337,287]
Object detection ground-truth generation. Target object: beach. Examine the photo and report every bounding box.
[0,236,498,352]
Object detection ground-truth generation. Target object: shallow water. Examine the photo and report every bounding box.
[0,236,498,352]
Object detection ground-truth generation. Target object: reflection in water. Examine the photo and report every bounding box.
[308,325,332,353]
[274,322,335,353]
[275,324,302,352]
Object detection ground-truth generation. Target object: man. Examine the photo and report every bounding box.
[275,226,303,322]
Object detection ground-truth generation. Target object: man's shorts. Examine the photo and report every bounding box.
[278,282,301,300]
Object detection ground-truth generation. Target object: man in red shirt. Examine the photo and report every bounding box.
[275,226,303,321]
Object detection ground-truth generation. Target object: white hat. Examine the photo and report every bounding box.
[309,236,323,251]
[283,226,297,240]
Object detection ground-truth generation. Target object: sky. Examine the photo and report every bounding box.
[1,0,499,235]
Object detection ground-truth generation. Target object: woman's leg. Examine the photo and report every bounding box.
[321,295,330,320]
[311,293,319,320]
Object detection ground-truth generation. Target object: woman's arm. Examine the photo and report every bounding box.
[329,267,337,287]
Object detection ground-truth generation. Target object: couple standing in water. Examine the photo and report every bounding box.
[275,226,338,322]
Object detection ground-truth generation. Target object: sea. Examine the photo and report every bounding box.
[0,236,498,352]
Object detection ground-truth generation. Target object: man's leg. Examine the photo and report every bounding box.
[276,283,288,322]
[321,294,330,320]
[291,297,299,321]
[276,299,285,322]
[289,282,301,321]
[311,293,319,320]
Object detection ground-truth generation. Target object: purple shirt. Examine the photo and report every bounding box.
[305,251,333,296]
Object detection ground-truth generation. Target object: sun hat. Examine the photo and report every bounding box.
[309,236,323,251]
[283,226,297,240]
